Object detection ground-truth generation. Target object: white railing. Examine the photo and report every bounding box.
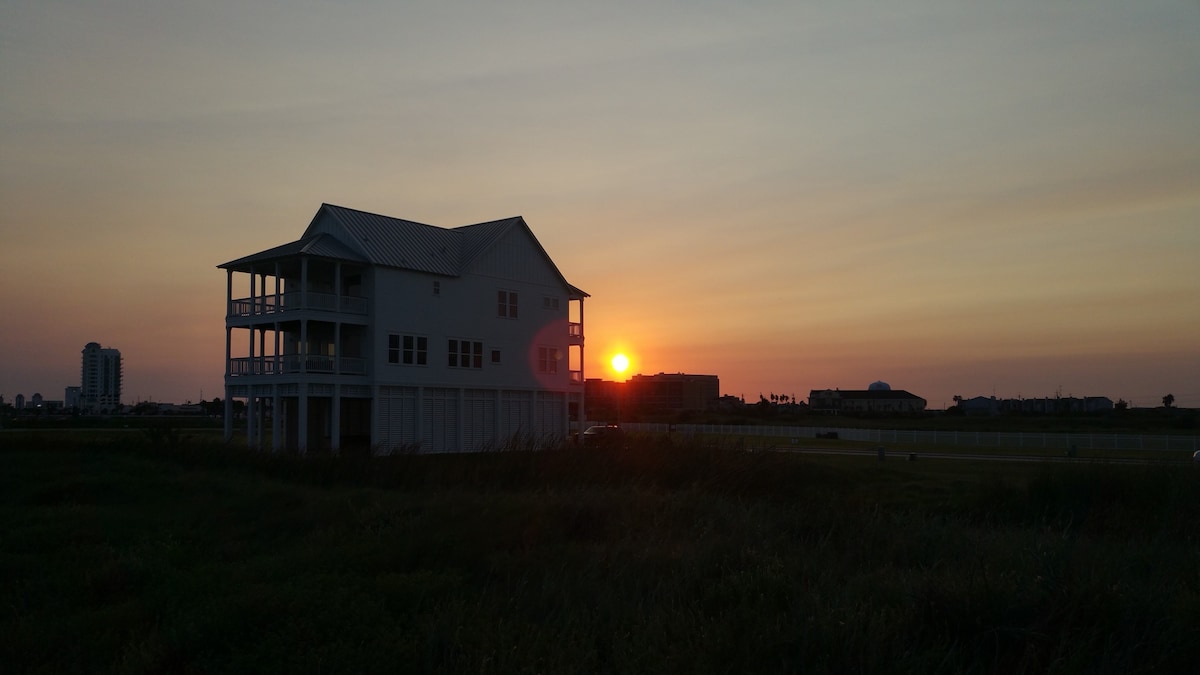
[227,291,368,317]
[228,355,366,376]
[568,322,583,338]
[603,422,1200,453]
[569,369,583,384]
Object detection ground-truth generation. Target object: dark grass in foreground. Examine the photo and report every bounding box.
[3,436,1199,674]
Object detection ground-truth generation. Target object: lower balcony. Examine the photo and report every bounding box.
[229,355,367,377]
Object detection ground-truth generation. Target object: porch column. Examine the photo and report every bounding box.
[300,319,308,373]
[331,384,341,452]
[258,328,266,375]
[223,394,233,443]
[298,384,308,455]
[272,385,282,452]
[300,258,308,310]
[224,324,233,443]
[247,394,257,449]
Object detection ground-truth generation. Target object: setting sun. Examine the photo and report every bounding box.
[611,353,629,374]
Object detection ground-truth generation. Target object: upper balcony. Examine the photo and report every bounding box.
[228,291,368,319]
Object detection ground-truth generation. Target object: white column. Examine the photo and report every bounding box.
[223,395,233,443]
[272,385,282,452]
[247,394,257,448]
[331,384,341,452]
[298,385,308,455]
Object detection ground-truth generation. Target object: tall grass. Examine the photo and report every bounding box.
[3,433,1198,673]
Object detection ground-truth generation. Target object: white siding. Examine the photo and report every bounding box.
[422,387,460,453]
[377,386,418,451]
[500,390,532,445]
[465,227,564,287]
[463,388,498,451]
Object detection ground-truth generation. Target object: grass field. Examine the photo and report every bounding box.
[4,433,1199,674]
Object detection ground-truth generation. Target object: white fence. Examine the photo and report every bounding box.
[612,422,1200,453]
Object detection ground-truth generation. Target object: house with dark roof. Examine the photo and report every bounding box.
[807,388,927,414]
[219,204,588,453]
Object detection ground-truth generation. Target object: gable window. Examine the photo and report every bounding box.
[498,290,518,318]
[433,280,440,296]
[537,346,560,374]
[491,349,501,364]
[388,334,427,365]
[448,339,484,369]
[543,296,560,310]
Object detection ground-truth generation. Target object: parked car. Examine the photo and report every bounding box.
[582,424,624,448]
[1193,450,1200,465]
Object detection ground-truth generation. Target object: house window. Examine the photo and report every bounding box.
[448,339,484,369]
[388,334,427,365]
[433,280,440,296]
[537,346,560,374]
[498,290,518,318]
[491,349,501,364]
[543,296,560,310]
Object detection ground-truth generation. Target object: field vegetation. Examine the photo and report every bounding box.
[4,431,1199,673]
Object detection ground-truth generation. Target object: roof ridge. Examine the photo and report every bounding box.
[322,203,443,232]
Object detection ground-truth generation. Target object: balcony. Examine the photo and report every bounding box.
[228,292,368,318]
[569,369,583,384]
[228,355,367,377]
[568,321,584,343]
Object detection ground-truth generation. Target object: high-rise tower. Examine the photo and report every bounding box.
[81,342,122,412]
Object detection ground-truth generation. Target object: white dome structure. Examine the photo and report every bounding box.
[868,380,891,391]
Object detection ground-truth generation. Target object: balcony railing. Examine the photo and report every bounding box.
[228,291,368,317]
[568,322,583,339]
[569,369,583,384]
[228,355,367,376]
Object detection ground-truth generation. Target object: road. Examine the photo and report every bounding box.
[776,446,1193,466]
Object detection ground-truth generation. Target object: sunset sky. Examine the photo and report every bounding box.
[2,0,1198,409]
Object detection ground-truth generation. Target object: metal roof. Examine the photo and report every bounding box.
[220,203,588,296]
[218,233,367,270]
[315,204,460,276]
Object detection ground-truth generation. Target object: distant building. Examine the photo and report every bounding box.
[15,393,25,410]
[959,396,999,416]
[65,386,81,409]
[628,373,720,412]
[81,342,122,412]
[808,385,927,414]
[585,373,720,419]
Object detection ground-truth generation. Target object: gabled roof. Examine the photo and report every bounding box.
[219,233,367,269]
[309,204,460,277]
[219,204,588,297]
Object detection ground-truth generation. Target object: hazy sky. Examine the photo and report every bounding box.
[2,0,1198,408]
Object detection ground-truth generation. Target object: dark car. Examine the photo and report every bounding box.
[582,424,624,448]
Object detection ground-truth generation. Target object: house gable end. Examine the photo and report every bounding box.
[458,218,572,291]
[302,206,371,261]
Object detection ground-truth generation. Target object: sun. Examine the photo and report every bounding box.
[611,353,629,374]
